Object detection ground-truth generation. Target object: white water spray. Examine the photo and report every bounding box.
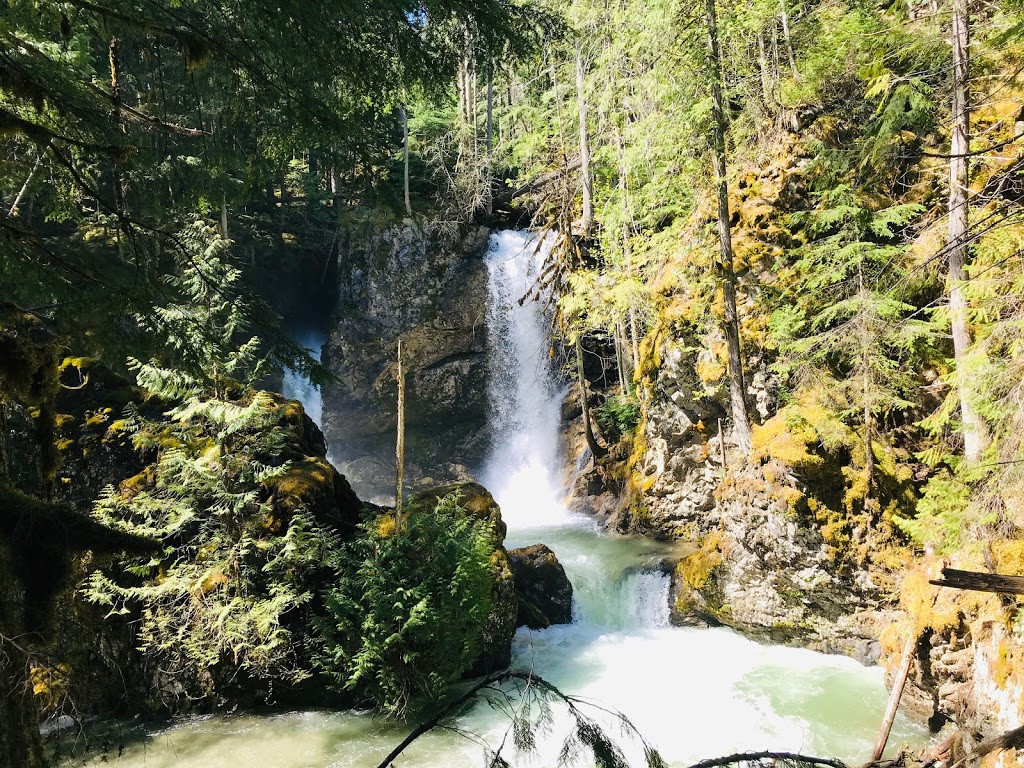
[479,230,573,529]
[280,329,325,428]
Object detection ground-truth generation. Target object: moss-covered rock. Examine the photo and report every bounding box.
[410,482,517,674]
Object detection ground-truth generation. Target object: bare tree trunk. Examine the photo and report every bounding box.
[395,339,406,524]
[486,69,494,158]
[577,337,608,459]
[576,48,594,236]
[779,0,799,80]
[220,190,228,239]
[705,0,753,457]
[757,30,772,105]
[401,105,412,217]
[486,67,494,214]
[863,340,874,490]
[859,271,874,490]
[618,323,634,394]
[629,306,641,373]
[871,632,918,762]
[948,0,989,462]
[616,124,630,256]
[8,152,41,217]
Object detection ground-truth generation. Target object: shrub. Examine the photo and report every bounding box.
[316,493,495,717]
[595,394,641,442]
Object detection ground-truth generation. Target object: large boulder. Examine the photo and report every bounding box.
[321,220,491,501]
[508,544,574,629]
[410,482,518,675]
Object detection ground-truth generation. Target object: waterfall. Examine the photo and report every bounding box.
[94,231,930,768]
[479,230,572,529]
[280,329,325,428]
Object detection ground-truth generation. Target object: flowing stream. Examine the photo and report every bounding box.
[69,231,930,767]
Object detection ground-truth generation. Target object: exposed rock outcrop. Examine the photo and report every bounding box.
[508,544,574,629]
[321,220,491,501]
[666,466,897,663]
[885,557,1024,739]
[566,336,901,665]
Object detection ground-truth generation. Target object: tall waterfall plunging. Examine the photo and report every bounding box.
[479,230,572,529]
[90,230,929,768]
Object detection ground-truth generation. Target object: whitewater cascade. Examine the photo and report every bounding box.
[479,230,573,529]
[280,329,325,428]
[91,230,929,768]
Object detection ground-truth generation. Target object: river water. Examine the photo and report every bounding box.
[67,231,928,767]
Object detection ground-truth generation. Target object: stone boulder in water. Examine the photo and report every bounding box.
[508,544,574,629]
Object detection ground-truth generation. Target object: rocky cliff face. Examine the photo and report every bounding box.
[321,220,491,501]
[564,317,902,666]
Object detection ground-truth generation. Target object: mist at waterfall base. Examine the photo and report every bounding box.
[87,231,928,767]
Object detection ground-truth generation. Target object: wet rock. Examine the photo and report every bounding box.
[321,220,491,501]
[508,544,573,629]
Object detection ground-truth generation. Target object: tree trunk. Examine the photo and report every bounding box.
[401,105,412,217]
[616,124,630,257]
[576,49,594,236]
[486,68,494,214]
[629,305,641,373]
[577,337,608,459]
[220,190,228,239]
[859,272,874,491]
[8,152,42,218]
[705,0,753,457]
[395,339,406,522]
[757,30,772,105]
[871,632,918,762]
[863,348,874,490]
[779,0,799,80]
[948,0,989,462]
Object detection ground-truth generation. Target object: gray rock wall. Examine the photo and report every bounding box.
[321,220,491,501]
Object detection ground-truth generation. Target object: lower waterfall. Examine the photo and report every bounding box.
[89,231,929,768]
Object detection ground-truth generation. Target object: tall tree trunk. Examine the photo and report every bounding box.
[616,323,631,394]
[860,274,874,491]
[220,190,228,239]
[615,124,630,257]
[576,49,594,236]
[705,0,753,457]
[401,105,412,217]
[948,0,989,462]
[486,67,494,214]
[8,152,42,218]
[757,30,773,106]
[395,339,406,522]
[577,337,608,459]
[629,306,641,373]
[779,0,799,80]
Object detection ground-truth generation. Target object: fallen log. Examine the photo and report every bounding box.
[929,568,1024,595]
[492,157,582,207]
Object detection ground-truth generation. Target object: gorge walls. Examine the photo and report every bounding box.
[321,220,491,502]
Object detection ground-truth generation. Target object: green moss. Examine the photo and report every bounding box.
[265,456,335,517]
[676,531,725,591]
